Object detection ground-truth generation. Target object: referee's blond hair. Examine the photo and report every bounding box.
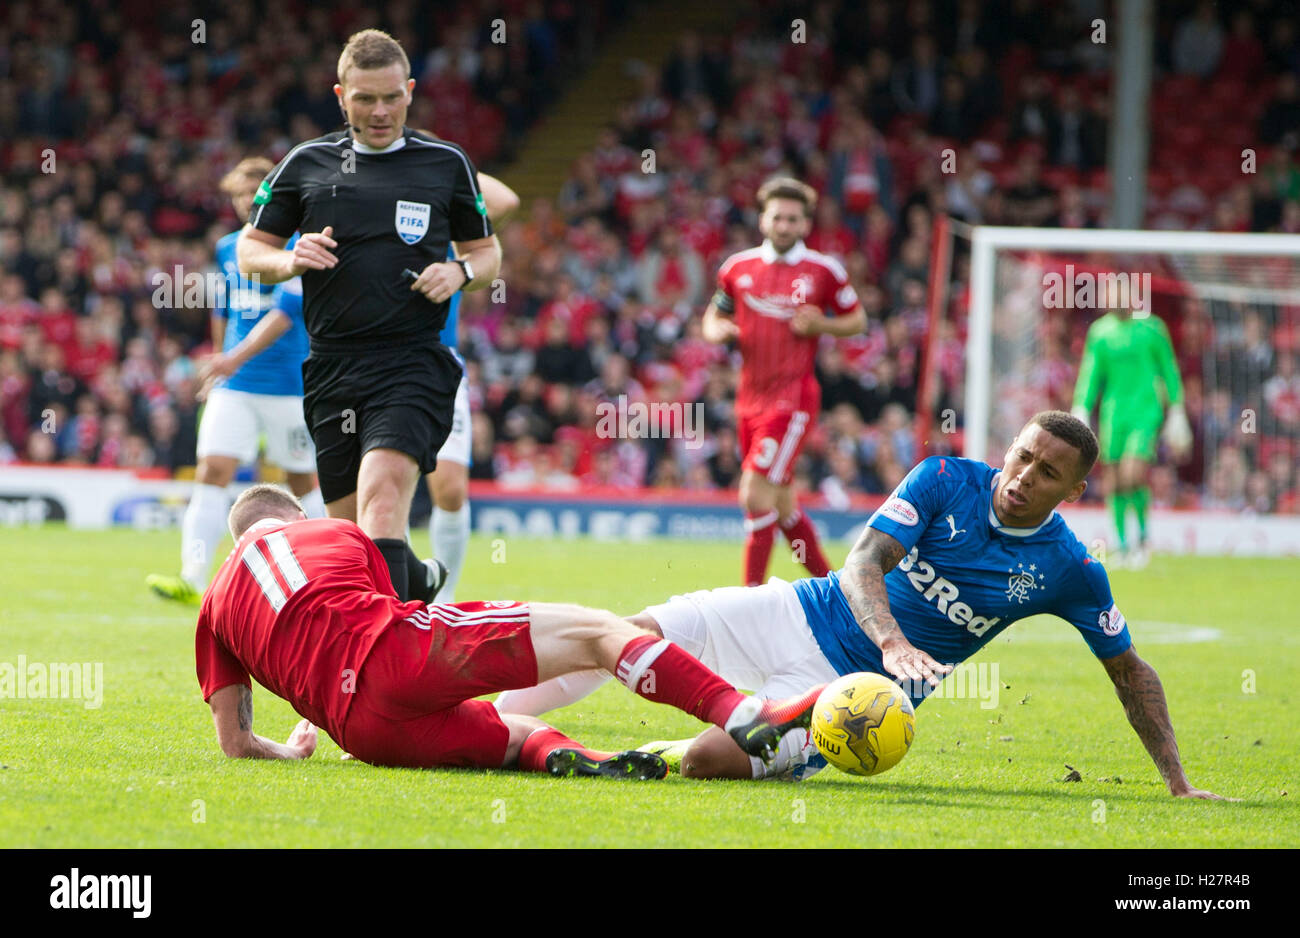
[337,28,411,85]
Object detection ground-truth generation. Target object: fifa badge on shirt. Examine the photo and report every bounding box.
[395,200,431,244]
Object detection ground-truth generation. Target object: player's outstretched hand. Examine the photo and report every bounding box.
[285,719,318,759]
[195,352,238,402]
[290,225,338,274]
[702,315,739,343]
[1170,783,1240,801]
[790,304,823,337]
[880,636,953,688]
[410,261,466,304]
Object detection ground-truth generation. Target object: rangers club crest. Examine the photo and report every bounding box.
[1005,562,1046,604]
[395,200,431,244]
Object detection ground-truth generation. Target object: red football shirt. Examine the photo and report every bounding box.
[715,239,859,417]
[195,517,423,743]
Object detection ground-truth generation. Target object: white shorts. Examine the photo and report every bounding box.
[643,577,838,699]
[196,387,316,473]
[435,374,471,467]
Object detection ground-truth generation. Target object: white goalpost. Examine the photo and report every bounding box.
[964,226,1300,468]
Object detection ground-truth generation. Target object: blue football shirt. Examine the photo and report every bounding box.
[214,230,308,396]
[795,456,1131,707]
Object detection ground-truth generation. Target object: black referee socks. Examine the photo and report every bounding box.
[374,538,411,602]
[374,538,437,603]
[405,544,435,603]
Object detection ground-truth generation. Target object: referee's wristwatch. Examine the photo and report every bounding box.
[452,258,474,289]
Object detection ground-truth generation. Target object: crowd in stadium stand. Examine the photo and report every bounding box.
[2,0,1299,514]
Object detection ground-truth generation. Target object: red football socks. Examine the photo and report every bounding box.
[780,509,831,577]
[743,509,778,586]
[517,727,612,772]
[614,634,746,728]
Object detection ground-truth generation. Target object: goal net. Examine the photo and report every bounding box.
[928,226,1300,513]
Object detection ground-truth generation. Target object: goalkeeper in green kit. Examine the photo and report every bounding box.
[1072,305,1192,568]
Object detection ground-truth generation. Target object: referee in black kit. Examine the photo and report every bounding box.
[237,29,500,601]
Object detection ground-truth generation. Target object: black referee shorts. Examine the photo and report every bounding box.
[302,342,463,503]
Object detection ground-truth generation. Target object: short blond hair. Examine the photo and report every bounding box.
[337,28,410,86]
[220,156,274,195]
[757,176,817,217]
[228,483,305,539]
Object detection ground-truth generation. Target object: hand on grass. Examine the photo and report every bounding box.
[286,719,317,759]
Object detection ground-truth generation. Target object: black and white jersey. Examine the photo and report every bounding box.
[249,127,493,351]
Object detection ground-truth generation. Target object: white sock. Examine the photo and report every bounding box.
[181,483,230,589]
[431,503,470,602]
[494,669,611,716]
[721,697,801,779]
[749,727,815,779]
[300,486,326,519]
[723,695,763,734]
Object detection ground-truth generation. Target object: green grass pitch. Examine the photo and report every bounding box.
[1,526,1296,848]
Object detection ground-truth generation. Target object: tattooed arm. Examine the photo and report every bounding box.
[207,684,317,760]
[1100,647,1231,799]
[838,527,952,687]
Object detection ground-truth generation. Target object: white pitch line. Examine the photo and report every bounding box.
[998,620,1223,645]
[34,613,191,625]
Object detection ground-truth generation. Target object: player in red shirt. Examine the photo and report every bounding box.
[702,177,867,586]
[196,483,824,778]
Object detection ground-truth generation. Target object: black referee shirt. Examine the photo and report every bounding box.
[249,127,493,352]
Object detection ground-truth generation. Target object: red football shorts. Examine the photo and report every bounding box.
[739,408,814,487]
[340,601,537,769]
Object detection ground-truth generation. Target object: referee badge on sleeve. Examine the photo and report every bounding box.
[395,200,431,244]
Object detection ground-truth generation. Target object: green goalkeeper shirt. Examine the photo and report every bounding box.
[1072,312,1184,425]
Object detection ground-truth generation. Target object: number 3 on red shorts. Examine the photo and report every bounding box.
[753,437,779,469]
